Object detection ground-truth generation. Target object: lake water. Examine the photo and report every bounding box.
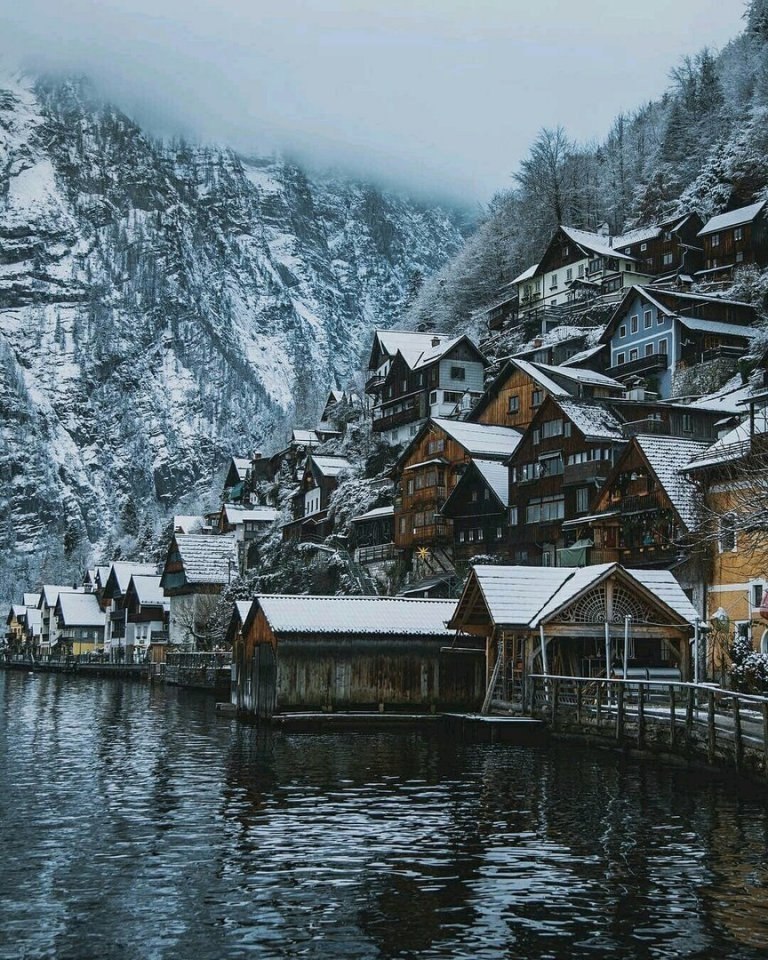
[1,671,767,960]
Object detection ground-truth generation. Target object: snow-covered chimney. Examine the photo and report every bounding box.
[597,221,610,238]
[431,336,441,347]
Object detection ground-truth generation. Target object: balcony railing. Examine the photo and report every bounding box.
[372,403,424,433]
[364,374,386,394]
[606,352,669,379]
[355,543,397,564]
[562,459,613,487]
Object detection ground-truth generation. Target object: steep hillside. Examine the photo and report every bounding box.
[406,0,768,334]
[0,73,466,600]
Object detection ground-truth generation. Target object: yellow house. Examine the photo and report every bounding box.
[684,396,768,680]
[54,592,106,657]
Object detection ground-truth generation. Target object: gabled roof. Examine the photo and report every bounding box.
[231,457,251,481]
[556,399,626,442]
[679,317,757,339]
[292,429,320,445]
[559,225,637,262]
[684,412,768,472]
[163,534,238,587]
[23,592,40,608]
[369,330,453,370]
[7,604,26,623]
[450,564,698,631]
[222,504,281,524]
[39,585,80,609]
[127,575,167,607]
[634,435,710,531]
[250,595,459,637]
[310,455,352,479]
[104,562,159,598]
[55,592,105,628]
[532,362,624,392]
[512,263,538,285]
[25,608,42,634]
[442,458,509,516]
[351,505,395,523]
[697,201,766,237]
[432,418,522,459]
[560,344,606,367]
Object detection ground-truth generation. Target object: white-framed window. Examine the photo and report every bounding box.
[619,324,627,338]
[566,267,573,281]
[644,310,653,329]
[736,251,744,263]
[645,343,654,356]
[734,226,744,241]
[659,338,668,355]
[508,394,520,413]
[551,273,558,289]
[576,487,590,513]
[578,264,584,278]
[663,252,673,265]
[508,506,518,525]
[477,529,484,542]
[711,233,720,247]
[657,313,665,325]
[616,352,626,365]
[629,348,639,361]
[640,242,648,252]
[532,390,544,407]
[630,316,639,334]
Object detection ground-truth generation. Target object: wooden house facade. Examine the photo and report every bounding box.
[393,419,521,560]
[441,459,510,563]
[697,201,768,276]
[282,455,352,543]
[231,595,485,718]
[507,395,626,566]
[448,564,698,707]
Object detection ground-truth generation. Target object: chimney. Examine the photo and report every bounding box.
[597,221,610,239]
[431,336,441,347]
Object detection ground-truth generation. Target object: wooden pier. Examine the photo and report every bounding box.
[524,674,768,783]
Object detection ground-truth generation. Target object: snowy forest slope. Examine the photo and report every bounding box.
[0,73,466,599]
[407,0,768,334]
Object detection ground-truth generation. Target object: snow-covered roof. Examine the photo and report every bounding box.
[231,457,251,481]
[39,585,80,608]
[23,592,40,608]
[613,224,663,247]
[460,564,698,629]
[557,400,625,441]
[682,378,755,415]
[411,335,465,370]
[254,595,458,637]
[473,459,510,507]
[311,455,352,478]
[560,345,605,367]
[533,362,625,391]
[684,411,768,472]
[173,534,238,585]
[292,429,320,445]
[25,609,42,633]
[432,418,522,458]
[56,592,105,628]
[512,263,539,285]
[108,562,159,593]
[697,201,766,237]
[635,435,710,531]
[679,317,757,339]
[129,575,167,607]
[510,359,572,398]
[560,226,636,262]
[8,604,26,621]
[351,505,395,523]
[374,330,454,368]
[235,600,253,624]
[223,504,281,524]
[174,515,205,534]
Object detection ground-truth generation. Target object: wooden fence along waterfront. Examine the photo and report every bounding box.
[526,674,768,781]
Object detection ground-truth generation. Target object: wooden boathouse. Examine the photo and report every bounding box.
[448,563,699,709]
[231,595,485,719]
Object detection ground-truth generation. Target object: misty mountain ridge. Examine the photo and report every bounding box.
[0,71,467,600]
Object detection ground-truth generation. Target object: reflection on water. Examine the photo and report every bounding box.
[1,671,767,960]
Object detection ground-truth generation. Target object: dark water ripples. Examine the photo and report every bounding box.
[2,672,768,959]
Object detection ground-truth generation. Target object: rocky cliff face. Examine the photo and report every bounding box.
[0,73,466,598]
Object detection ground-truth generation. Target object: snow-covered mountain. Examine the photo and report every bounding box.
[0,73,467,598]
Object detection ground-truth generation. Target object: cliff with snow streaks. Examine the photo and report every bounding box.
[0,74,466,599]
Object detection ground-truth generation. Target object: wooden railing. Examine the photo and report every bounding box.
[527,674,768,779]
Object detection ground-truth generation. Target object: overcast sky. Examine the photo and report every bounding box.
[0,0,748,204]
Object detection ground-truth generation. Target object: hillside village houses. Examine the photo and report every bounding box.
[6,200,768,700]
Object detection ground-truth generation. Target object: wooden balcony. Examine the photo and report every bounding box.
[562,459,613,487]
[372,399,424,433]
[606,352,668,379]
[364,374,386,394]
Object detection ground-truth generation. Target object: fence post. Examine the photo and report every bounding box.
[576,682,583,726]
[596,682,602,729]
[551,678,559,729]
[638,683,645,748]
[733,696,743,772]
[669,685,676,748]
[616,682,624,742]
[708,689,716,765]
[685,687,694,747]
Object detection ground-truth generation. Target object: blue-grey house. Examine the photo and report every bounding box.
[600,287,757,398]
